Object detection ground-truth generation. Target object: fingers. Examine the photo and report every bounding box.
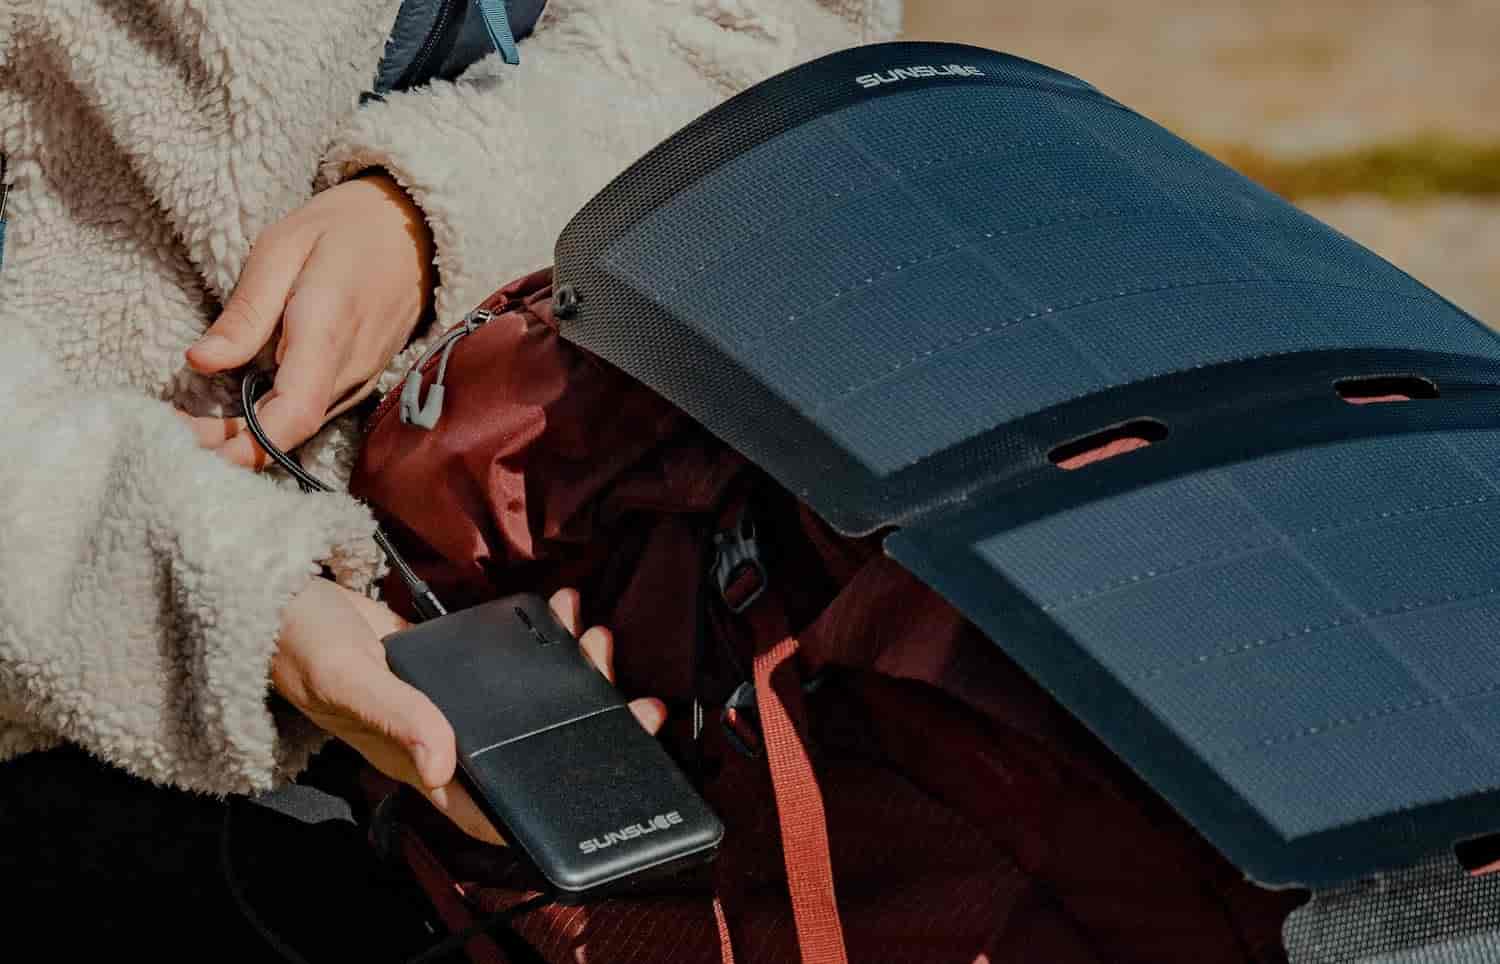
[548,588,583,635]
[175,410,238,448]
[276,582,456,794]
[427,782,508,847]
[346,590,413,640]
[322,370,382,422]
[550,587,618,680]
[213,402,271,470]
[343,665,458,791]
[184,177,435,469]
[180,408,265,471]
[181,388,360,471]
[331,593,444,789]
[187,225,313,374]
[216,339,343,469]
[628,697,667,734]
[214,243,359,467]
[578,625,615,684]
[549,589,619,682]
[552,594,665,732]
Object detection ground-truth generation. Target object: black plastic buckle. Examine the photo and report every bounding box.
[717,670,837,759]
[711,505,767,614]
[719,681,764,759]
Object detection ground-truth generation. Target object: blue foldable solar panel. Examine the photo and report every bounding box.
[551,41,1500,889]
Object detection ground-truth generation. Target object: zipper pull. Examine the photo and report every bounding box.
[400,307,495,430]
[476,0,521,66]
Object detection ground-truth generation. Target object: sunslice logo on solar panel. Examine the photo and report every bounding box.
[855,65,986,88]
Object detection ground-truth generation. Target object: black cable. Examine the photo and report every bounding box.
[221,374,537,962]
[402,894,554,964]
[220,799,551,964]
[220,800,318,964]
[241,372,446,621]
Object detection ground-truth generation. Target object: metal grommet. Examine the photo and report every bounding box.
[553,284,581,319]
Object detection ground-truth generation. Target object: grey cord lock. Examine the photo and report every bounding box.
[399,307,495,430]
[399,372,445,430]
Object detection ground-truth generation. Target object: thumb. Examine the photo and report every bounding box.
[351,668,459,792]
[187,228,311,373]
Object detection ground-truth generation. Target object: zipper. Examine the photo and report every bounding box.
[385,0,522,95]
[368,299,510,434]
[391,0,462,92]
[0,153,9,274]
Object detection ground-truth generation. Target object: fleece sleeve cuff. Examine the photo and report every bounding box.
[0,345,380,792]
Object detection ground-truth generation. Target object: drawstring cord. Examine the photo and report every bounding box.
[400,307,495,430]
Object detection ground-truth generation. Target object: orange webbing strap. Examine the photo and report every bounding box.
[749,614,850,964]
[710,490,846,963]
[713,893,738,964]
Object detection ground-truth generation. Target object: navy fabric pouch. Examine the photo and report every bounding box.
[373,0,548,95]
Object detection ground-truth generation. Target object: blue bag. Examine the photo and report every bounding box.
[372,0,548,95]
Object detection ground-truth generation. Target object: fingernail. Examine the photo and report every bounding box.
[633,699,667,732]
[411,742,433,779]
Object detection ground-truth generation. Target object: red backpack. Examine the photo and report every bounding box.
[351,268,1303,963]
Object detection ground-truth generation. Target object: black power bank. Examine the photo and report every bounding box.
[384,595,723,900]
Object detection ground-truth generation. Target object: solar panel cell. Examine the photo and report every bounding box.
[556,41,1500,885]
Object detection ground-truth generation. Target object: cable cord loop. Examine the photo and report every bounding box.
[240,372,446,619]
[224,377,524,962]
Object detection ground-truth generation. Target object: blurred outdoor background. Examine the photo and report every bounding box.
[904,0,1500,324]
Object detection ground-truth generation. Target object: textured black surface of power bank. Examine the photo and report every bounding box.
[384,595,723,899]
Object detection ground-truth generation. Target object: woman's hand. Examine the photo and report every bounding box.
[273,581,666,845]
[182,173,436,469]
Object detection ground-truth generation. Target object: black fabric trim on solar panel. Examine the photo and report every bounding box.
[551,40,1500,891]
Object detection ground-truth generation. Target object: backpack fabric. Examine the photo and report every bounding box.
[372,0,548,95]
[351,269,1304,963]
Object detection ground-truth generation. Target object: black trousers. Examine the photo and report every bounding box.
[0,743,448,962]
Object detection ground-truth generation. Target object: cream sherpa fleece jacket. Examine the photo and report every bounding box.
[0,0,900,795]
